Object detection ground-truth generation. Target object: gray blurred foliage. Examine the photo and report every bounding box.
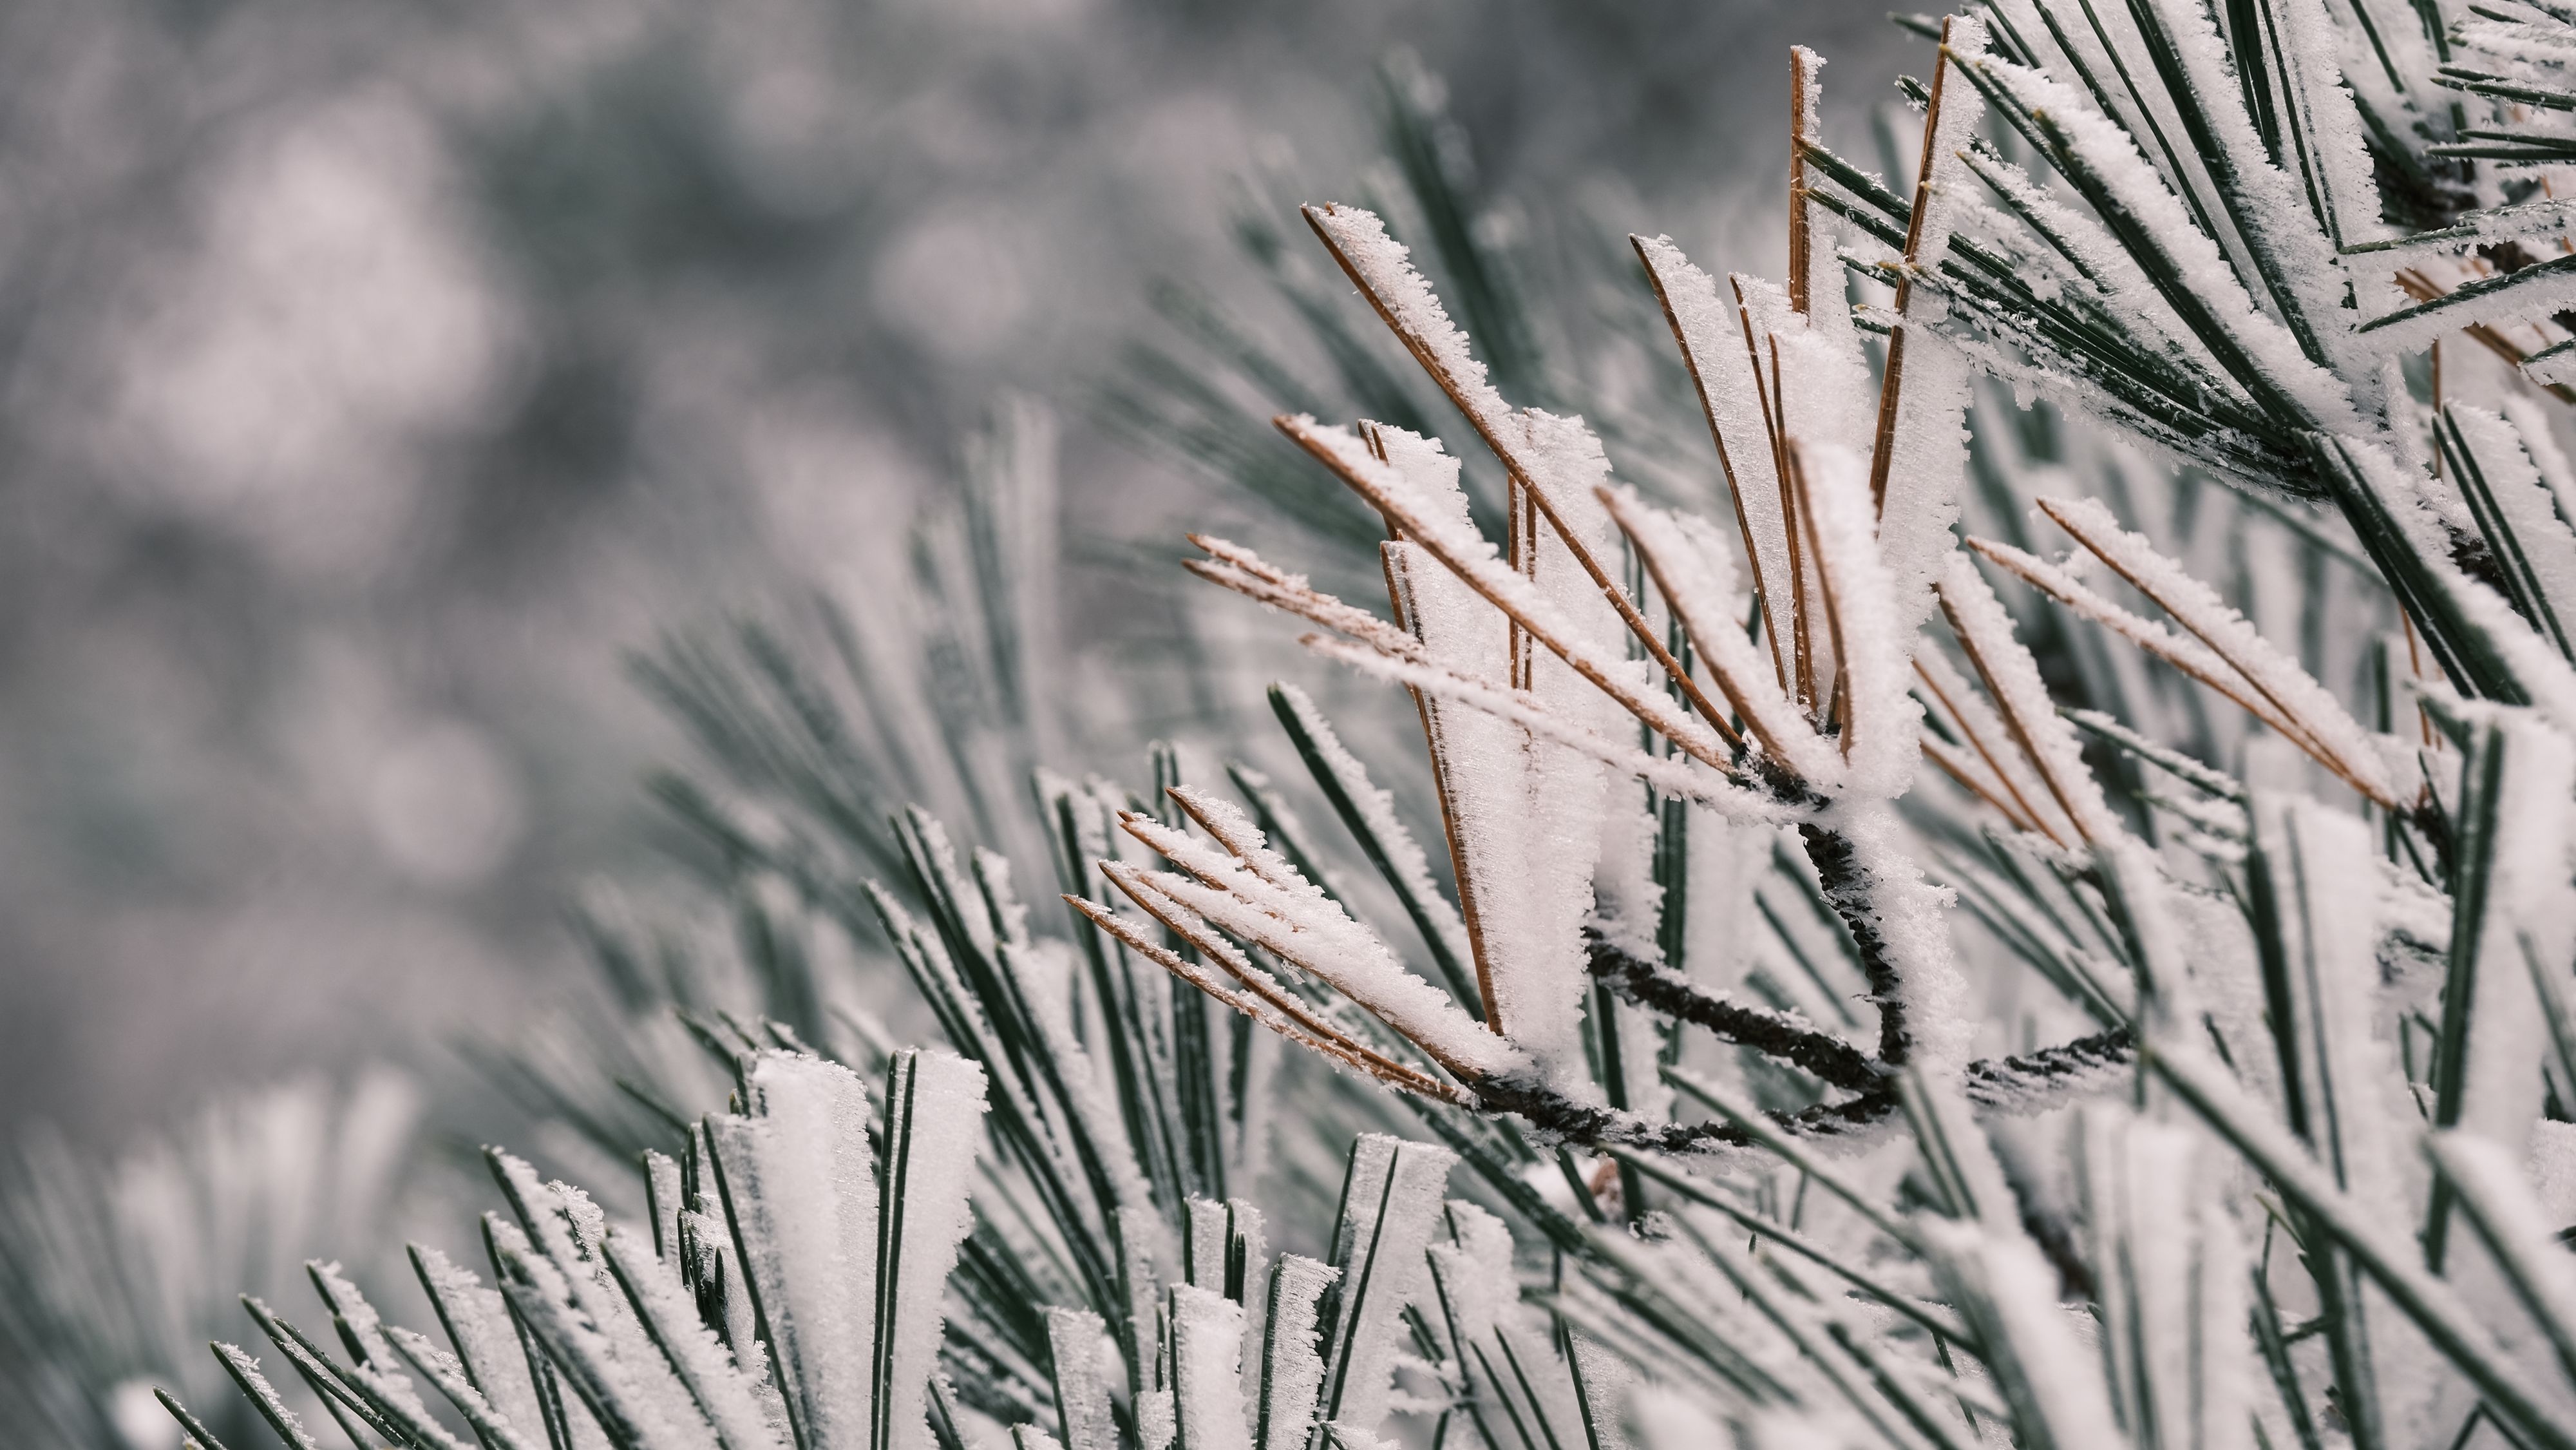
[0,1073,428,1450]
[0,0,1906,1141]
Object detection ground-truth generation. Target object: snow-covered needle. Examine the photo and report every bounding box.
[2031,495,2401,808]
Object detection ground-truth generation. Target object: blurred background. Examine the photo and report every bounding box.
[0,0,1917,1151]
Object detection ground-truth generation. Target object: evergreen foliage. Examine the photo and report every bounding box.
[90,3,2576,1447]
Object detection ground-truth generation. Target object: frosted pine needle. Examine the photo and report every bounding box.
[137,10,2576,1450]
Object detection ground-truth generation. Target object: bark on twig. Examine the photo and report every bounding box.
[1583,932,1882,1092]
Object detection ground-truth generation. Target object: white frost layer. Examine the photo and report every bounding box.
[2454,705,2573,1147]
[2252,797,2412,1216]
[2342,437,2576,738]
[1272,683,1477,986]
[2139,0,2385,390]
[1256,1254,1340,1450]
[1304,634,1788,823]
[2504,394,2576,531]
[1872,14,1984,638]
[1972,536,2260,704]
[1599,482,1832,782]
[1378,537,1605,1082]
[1293,410,1703,1083]
[384,1326,542,1450]
[1765,291,1875,466]
[411,1246,549,1442]
[1566,1331,1636,1450]
[1949,106,2238,394]
[709,1052,881,1450]
[2079,1110,2253,1450]
[1121,804,1527,1082]
[1917,646,2078,846]
[213,1344,321,1450]
[1135,1389,1175,1450]
[1302,204,1506,426]
[484,1215,721,1450]
[1045,1308,1117,1450]
[1428,1199,1520,1355]
[2427,1132,2576,1391]
[1322,1136,1456,1433]
[1632,235,1794,649]
[1168,1286,1253,1450]
[2365,253,2576,357]
[2535,1121,2576,1225]
[1824,807,1971,1073]
[1379,513,1521,1049]
[1797,441,1919,795]
[487,1154,728,1450]
[603,1226,782,1450]
[1587,797,1665,970]
[2038,495,2396,804]
[1736,274,1841,700]
[1302,209,1628,653]
[1089,865,1425,1099]
[1937,552,2121,844]
[1871,325,1976,643]
[1921,1218,2128,1448]
[1285,416,1718,764]
[2448,405,2576,656]
[876,1050,991,1450]
[1975,52,2366,434]
[1901,14,1989,267]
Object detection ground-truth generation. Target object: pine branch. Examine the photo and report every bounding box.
[1795,821,1918,1067]
[1580,932,1883,1093]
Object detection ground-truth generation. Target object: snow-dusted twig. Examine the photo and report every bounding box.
[1581,933,1882,1092]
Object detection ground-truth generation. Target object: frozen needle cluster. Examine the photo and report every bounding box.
[141,5,2576,1449]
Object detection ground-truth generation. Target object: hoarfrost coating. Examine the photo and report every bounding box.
[129,5,2576,1450]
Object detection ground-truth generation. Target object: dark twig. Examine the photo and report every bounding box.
[1797,822,1913,1066]
[1960,1026,2135,1111]
[1583,932,1884,1093]
[1466,1026,2138,1154]
[1473,1076,1899,1154]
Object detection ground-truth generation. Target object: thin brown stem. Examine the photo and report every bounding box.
[1961,535,2348,777]
[1915,660,2065,845]
[1067,891,1465,1103]
[1274,417,1741,773]
[1938,579,2105,846]
[1355,421,1504,1022]
[1604,496,1811,768]
[2403,612,2438,752]
[1184,537,1428,665]
[1923,734,2048,838]
[2031,500,2397,808]
[1787,442,1855,755]
[1379,544,1505,1031]
[1511,478,1534,691]
[1788,46,1819,316]
[2396,268,2576,405]
[1296,213,1744,750]
[1355,421,1408,537]
[1631,238,1797,698]
[1508,461,1748,752]
[1762,332,1819,716]
[1866,15,1964,515]
[1735,276,1810,706]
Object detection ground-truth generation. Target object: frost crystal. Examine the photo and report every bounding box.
[158,11,2576,1450]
